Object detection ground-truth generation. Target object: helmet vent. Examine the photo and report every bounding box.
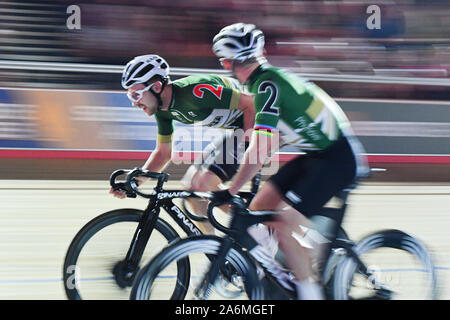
[135,64,155,78]
[243,34,251,46]
[128,62,143,79]
[125,80,137,87]
[224,43,238,49]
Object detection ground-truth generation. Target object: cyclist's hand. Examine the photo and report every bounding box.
[135,176,149,186]
[109,186,126,199]
[211,189,233,205]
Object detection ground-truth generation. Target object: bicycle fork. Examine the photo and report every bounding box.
[343,245,393,299]
[194,237,234,299]
[114,202,160,287]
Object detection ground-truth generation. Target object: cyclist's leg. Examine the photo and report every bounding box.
[181,131,244,233]
[249,180,323,299]
[248,182,300,258]
[183,167,223,234]
[181,165,222,234]
[265,137,359,299]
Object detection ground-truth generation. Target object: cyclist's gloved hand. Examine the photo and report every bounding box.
[211,189,233,205]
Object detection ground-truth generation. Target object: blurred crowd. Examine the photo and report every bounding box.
[1,0,449,99]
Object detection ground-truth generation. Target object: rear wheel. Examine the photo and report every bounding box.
[332,229,438,300]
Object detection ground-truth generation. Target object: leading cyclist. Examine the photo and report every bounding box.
[110,54,255,234]
[210,23,369,299]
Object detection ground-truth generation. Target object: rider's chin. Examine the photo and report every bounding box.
[140,104,149,114]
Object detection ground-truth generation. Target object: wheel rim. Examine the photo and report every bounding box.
[333,230,437,300]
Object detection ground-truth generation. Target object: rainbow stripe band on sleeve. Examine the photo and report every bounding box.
[254,130,274,137]
[253,124,277,137]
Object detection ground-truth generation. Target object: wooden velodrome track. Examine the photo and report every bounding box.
[0,176,449,300]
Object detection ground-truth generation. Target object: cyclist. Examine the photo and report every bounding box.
[210,23,369,299]
[110,54,255,234]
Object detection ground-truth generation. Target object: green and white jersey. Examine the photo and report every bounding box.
[155,74,243,143]
[246,64,353,152]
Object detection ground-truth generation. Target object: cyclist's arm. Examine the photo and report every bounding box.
[228,83,280,195]
[142,140,172,172]
[236,93,256,137]
[144,113,174,172]
[132,139,172,188]
[228,130,279,195]
[109,138,172,198]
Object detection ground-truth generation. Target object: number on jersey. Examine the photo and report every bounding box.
[193,84,223,99]
[258,81,279,115]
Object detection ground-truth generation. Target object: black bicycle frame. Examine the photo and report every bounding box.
[122,190,204,271]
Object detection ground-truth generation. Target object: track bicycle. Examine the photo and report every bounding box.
[130,183,439,300]
[62,167,261,300]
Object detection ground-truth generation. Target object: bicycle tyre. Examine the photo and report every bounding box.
[332,229,438,300]
[321,226,352,292]
[63,208,188,300]
[130,235,265,300]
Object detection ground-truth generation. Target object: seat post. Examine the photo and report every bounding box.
[336,181,358,205]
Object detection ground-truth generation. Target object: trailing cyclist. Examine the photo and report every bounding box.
[210,23,369,299]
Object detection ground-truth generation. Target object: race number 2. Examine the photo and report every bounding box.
[193,84,223,99]
[258,81,279,115]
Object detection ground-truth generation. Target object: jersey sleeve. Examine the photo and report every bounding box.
[218,76,242,110]
[154,113,174,143]
[253,80,281,137]
[221,86,240,110]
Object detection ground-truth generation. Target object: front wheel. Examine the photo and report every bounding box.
[332,229,438,300]
[63,208,186,300]
[130,235,265,300]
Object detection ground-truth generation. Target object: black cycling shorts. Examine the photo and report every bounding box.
[268,136,358,218]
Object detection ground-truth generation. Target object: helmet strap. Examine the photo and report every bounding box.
[148,78,168,111]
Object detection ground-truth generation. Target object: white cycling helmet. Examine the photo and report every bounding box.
[212,23,265,63]
[121,54,170,89]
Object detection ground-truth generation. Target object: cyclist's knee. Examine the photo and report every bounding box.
[181,165,199,189]
[249,182,282,211]
[276,227,297,249]
[190,170,222,191]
